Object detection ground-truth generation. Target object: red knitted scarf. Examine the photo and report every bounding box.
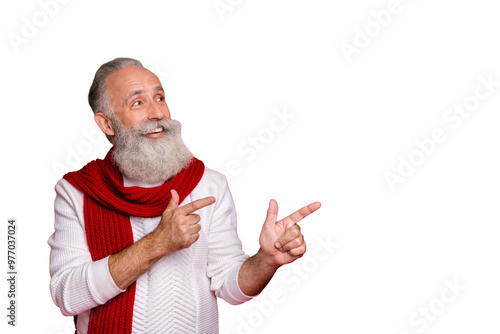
[63,149,204,334]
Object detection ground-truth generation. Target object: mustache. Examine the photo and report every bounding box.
[131,118,173,135]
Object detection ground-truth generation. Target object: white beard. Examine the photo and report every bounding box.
[111,117,194,184]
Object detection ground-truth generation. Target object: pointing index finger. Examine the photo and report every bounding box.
[283,201,321,228]
[178,196,216,215]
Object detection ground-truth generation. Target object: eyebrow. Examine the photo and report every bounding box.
[126,86,164,102]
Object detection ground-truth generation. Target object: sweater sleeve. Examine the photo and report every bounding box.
[48,179,125,316]
[205,172,255,305]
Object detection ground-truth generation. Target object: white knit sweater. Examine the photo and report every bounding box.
[48,167,253,333]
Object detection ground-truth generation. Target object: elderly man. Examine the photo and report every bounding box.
[48,57,321,334]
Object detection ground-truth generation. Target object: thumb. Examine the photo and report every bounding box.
[166,189,180,211]
[264,199,279,228]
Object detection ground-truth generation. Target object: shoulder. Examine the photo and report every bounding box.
[201,167,228,184]
[191,166,230,197]
[55,178,82,196]
[54,178,84,210]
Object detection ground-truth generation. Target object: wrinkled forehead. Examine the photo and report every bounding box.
[105,65,162,101]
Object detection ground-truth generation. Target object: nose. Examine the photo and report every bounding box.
[147,100,170,120]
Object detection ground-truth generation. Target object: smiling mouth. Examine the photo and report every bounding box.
[149,127,163,134]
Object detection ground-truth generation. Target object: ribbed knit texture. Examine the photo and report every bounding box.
[49,167,254,334]
[62,149,204,334]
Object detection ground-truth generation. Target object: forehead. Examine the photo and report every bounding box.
[105,66,162,100]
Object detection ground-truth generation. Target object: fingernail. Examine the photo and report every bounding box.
[275,242,282,249]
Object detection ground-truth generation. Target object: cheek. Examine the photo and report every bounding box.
[120,113,144,128]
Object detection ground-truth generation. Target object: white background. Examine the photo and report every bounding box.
[1,0,500,333]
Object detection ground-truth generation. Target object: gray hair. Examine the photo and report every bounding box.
[88,57,143,117]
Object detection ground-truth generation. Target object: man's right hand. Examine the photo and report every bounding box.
[108,190,215,290]
[152,189,216,256]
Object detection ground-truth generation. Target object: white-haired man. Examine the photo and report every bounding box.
[48,57,321,334]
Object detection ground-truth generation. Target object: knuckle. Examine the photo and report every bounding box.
[181,236,191,247]
[184,234,199,248]
[176,215,188,225]
[179,225,188,234]
[291,244,306,256]
[290,228,300,238]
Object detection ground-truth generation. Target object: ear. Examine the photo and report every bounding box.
[94,112,115,137]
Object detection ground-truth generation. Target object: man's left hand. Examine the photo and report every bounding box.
[258,199,321,269]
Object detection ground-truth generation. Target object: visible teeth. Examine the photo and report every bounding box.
[150,127,162,134]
